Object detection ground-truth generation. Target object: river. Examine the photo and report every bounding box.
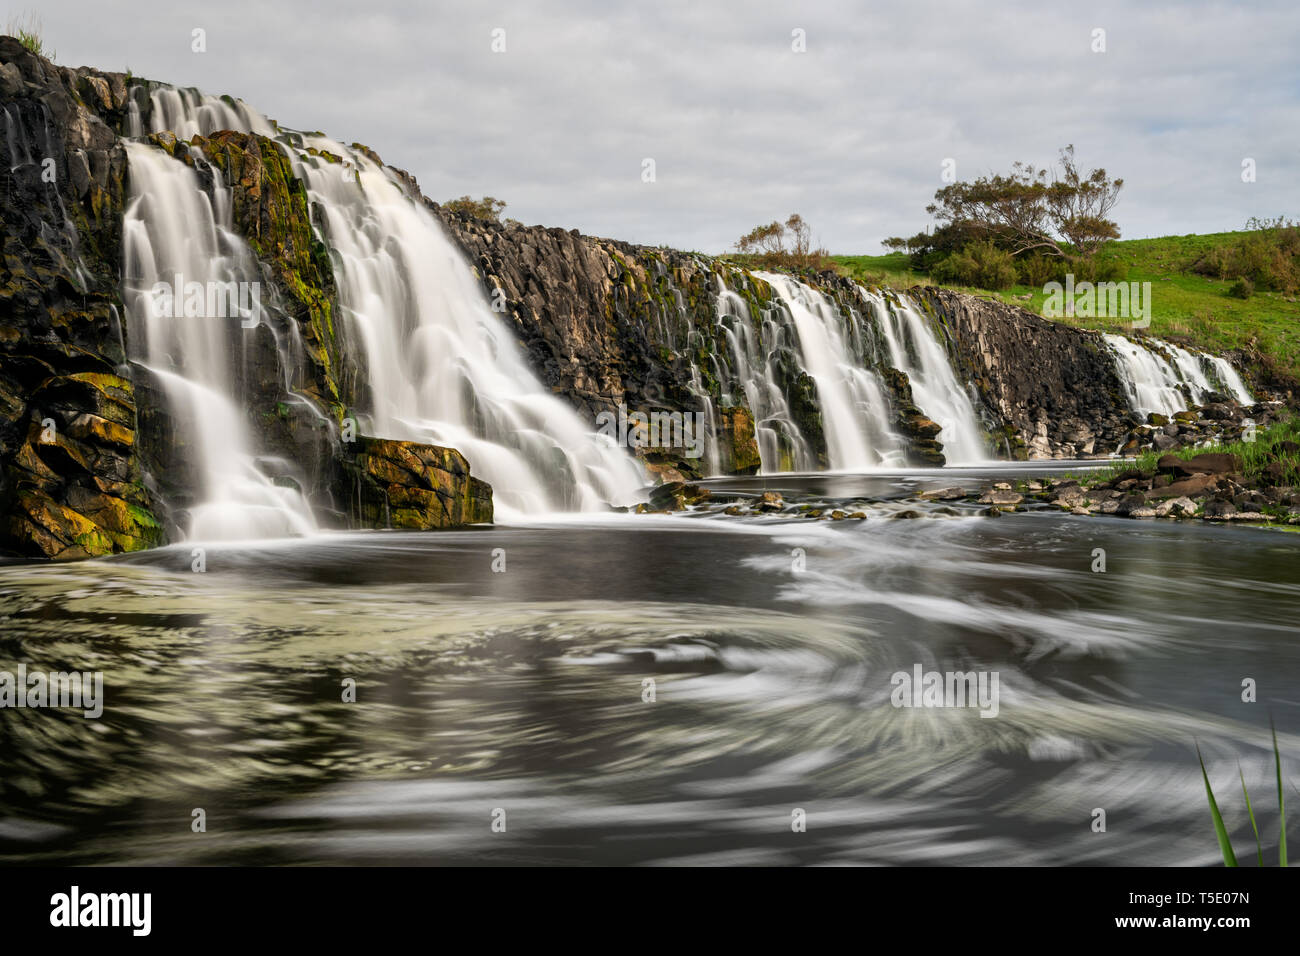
[1,465,1297,865]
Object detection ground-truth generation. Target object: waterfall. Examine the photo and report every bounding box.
[1202,355,1254,405]
[756,272,907,469]
[127,87,275,141]
[121,142,317,540]
[117,80,1264,510]
[860,288,988,464]
[133,88,643,517]
[713,279,815,473]
[1104,334,1253,417]
[286,135,645,515]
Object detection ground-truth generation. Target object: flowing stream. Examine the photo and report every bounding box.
[1,467,1296,866]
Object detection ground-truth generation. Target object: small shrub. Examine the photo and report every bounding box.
[1228,277,1255,299]
[930,240,1016,291]
[444,196,507,222]
[1015,254,1058,287]
[734,214,833,271]
[1192,219,1300,293]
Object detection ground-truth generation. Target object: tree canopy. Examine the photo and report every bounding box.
[444,195,508,222]
[903,146,1123,262]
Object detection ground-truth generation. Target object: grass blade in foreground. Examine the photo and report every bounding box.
[1198,742,1238,866]
[1274,722,1288,867]
[1239,763,1264,867]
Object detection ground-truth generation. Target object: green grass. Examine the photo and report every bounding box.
[1086,414,1300,485]
[4,12,53,59]
[1198,722,1289,867]
[833,232,1300,381]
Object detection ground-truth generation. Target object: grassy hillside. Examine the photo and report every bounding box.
[834,232,1300,384]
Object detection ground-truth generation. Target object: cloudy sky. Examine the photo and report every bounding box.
[19,0,1300,252]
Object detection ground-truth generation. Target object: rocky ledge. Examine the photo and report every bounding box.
[347,437,493,529]
[1021,446,1300,524]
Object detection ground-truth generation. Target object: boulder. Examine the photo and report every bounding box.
[1156,453,1239,477]
[919,486,967,500]
[1201,499,1238,520]
[1261,461,1291,486]
[978,489,1023,506]
[349,437,492,528]
[1155,496,1198,516]
[1148,474,1219,499]
[1114,493,1149,516]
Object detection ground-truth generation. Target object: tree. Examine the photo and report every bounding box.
[1044,146,1123,255]
[735,214,828,269]
[919,145,1123,260]
[444,195,507,222]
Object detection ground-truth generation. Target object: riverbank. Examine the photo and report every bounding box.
[639,410,1300,529]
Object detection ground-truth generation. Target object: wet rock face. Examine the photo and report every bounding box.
[433,211,1159,470]
[348,437,492,529]
[3,372,163,559]
[433,211,933,470]
[443,211,789,471]
[186,131,352,420]
[912,288,1133,459]
[430,210,750,458]
[714,407,761,475]
[0,37,164,559]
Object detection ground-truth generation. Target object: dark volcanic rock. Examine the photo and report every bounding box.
[348,437,492,529]
[1149,474,1219,499]
[0,37,164,559]
[1157,453,1239,477]
[910,288,1132,459]
[1201,499,1238,519]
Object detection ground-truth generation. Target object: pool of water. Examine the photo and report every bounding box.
[1,466,1297,865]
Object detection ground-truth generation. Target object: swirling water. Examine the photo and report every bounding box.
[2,466,1296,866]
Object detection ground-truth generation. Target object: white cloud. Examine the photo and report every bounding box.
[29,0,1300,251]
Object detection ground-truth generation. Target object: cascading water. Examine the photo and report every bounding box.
[1104,333,1253,417]
[122,82,1262,505]
[133,87,643,516]
[121,142,317,540]
[1204,355,1254,405]
[126,87,275,141]
[859,288,988,464]
[713,279,815,473]
[757,272,907,469]
[285,134,645,516]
